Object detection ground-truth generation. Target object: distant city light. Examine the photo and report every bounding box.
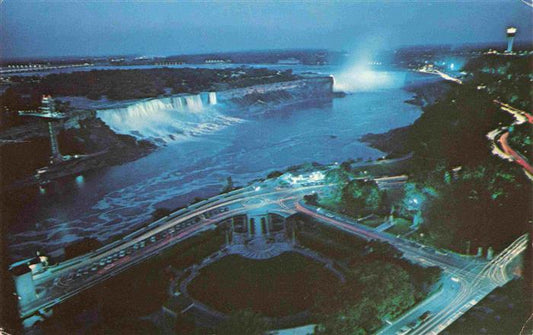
[254,186,261,191]
[450,63,455,70]
[281,171,325,185]
[309,171,325,182]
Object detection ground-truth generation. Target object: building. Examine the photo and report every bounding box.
[506,27,517,53]
[11,265,37,306]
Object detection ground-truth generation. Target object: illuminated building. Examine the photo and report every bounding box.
[506,27,517,53]
[11,265,37,306]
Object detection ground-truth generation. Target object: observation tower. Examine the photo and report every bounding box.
[506,27,517,53]
[18,95,67,164]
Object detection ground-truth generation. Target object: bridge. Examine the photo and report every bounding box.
[9,173,528,333]
[0,63,92,74]
[9,177,325,327]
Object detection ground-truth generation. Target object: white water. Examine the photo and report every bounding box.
[96,92,241,143]
[8,68,433,260]
[334,68,407,92]
[208,91,217,105]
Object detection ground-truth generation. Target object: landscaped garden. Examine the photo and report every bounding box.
[187,252,340,317]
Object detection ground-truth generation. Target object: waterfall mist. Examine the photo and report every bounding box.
[97,92,241,143]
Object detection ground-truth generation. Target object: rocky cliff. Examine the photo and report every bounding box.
[0,116,155,188]
[1,77,334,188]
[220,76,334,106]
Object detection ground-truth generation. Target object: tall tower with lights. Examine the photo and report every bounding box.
[18,95,66,164]
[506,27,517,53]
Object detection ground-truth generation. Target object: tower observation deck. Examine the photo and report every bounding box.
[506,27,517,53]
[19,95,67,164]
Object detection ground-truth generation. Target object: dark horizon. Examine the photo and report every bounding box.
[2,40,532,63]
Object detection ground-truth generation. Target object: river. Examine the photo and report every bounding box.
[7,65,432,260]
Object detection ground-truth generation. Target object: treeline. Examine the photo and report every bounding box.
[462,54,532,111]
[360,61,532,252]
[164,49,339,65]
[289,214,441,334]
[508,122,532,161]
[402,84,531,252]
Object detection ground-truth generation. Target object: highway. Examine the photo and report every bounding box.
[416,68,463,85]
[13,173,528,335]
[419,66,533,178]
[487,99,533,180]
[295,202,528,335]
[17,179,331,320]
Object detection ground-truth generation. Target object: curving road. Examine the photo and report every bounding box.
[16,179,331,321]
[295,202,528,335]
[488,99,533,180]
[13,175,528,335]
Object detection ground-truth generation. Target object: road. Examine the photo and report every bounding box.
[416,68,463,85]
[295,202,528,335]
[498,132,533,174]
[17,179,330,320]
[13,173,528,335]
[415,68,532,178]
[487,99,533,180]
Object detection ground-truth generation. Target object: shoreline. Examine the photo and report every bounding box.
[359,77,453,157]
[2,76,335,190]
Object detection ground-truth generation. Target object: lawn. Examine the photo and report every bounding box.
[386,217,412,235]
[360,216,387,228]
[187,252,340,317]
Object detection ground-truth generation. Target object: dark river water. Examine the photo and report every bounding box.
[7,66,430,260]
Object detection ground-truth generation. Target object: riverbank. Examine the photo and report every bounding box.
[359,77,453,157]
[1,76,334,190]
[360,71,531,254]
[5,68,422,261]
[0,116,156,190]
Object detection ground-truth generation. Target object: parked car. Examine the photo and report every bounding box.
[419,311,432,322]
[408,320,421,329]
[396,326,411,335]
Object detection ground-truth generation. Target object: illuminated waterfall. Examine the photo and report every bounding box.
[208,92,217,105]
[97,92,239,143]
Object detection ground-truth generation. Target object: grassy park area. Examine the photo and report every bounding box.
[386,217,413,235]
[37,228,225,334]
[188,253,339,317]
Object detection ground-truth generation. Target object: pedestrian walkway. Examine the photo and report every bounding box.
[375,220,393,232]
[227,232,292,260]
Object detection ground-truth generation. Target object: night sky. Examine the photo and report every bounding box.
[1,0,531,58]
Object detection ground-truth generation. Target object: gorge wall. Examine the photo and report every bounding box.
[95,76,334,143]
[1,77,333,187]
[218,76,334,103]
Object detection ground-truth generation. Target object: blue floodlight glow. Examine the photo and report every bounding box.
[75,175,85,186]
